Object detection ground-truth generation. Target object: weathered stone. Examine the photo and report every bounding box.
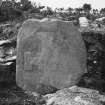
[16,18,87,94]
[44,86,105,105]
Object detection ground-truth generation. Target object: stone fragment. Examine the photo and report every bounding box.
[44,86,104,105]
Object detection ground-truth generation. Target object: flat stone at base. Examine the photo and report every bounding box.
[44,86,104,105]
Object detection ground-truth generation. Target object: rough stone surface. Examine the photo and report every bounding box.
[16,18,87,94]
[44,86,105,105]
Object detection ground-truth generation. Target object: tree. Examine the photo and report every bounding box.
[93,9,98,15]
[0,0,23,21]
[46,7,54,16]
[83,3,91,13]
[67,7,73,14]
[100,8,105,14]
[40,6,54,17]
[75,8,83,14]
[20,0,33,11]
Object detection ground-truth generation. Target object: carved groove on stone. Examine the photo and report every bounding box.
[24,51,32,71]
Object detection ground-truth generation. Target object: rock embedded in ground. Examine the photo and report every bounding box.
[44,86,105,105]
[16,18,87,94]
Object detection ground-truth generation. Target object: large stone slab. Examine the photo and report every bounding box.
[16,18,87,94]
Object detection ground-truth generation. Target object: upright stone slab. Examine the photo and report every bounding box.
[16,18,87,94]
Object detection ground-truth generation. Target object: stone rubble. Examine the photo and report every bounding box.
[43,86,105,105]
